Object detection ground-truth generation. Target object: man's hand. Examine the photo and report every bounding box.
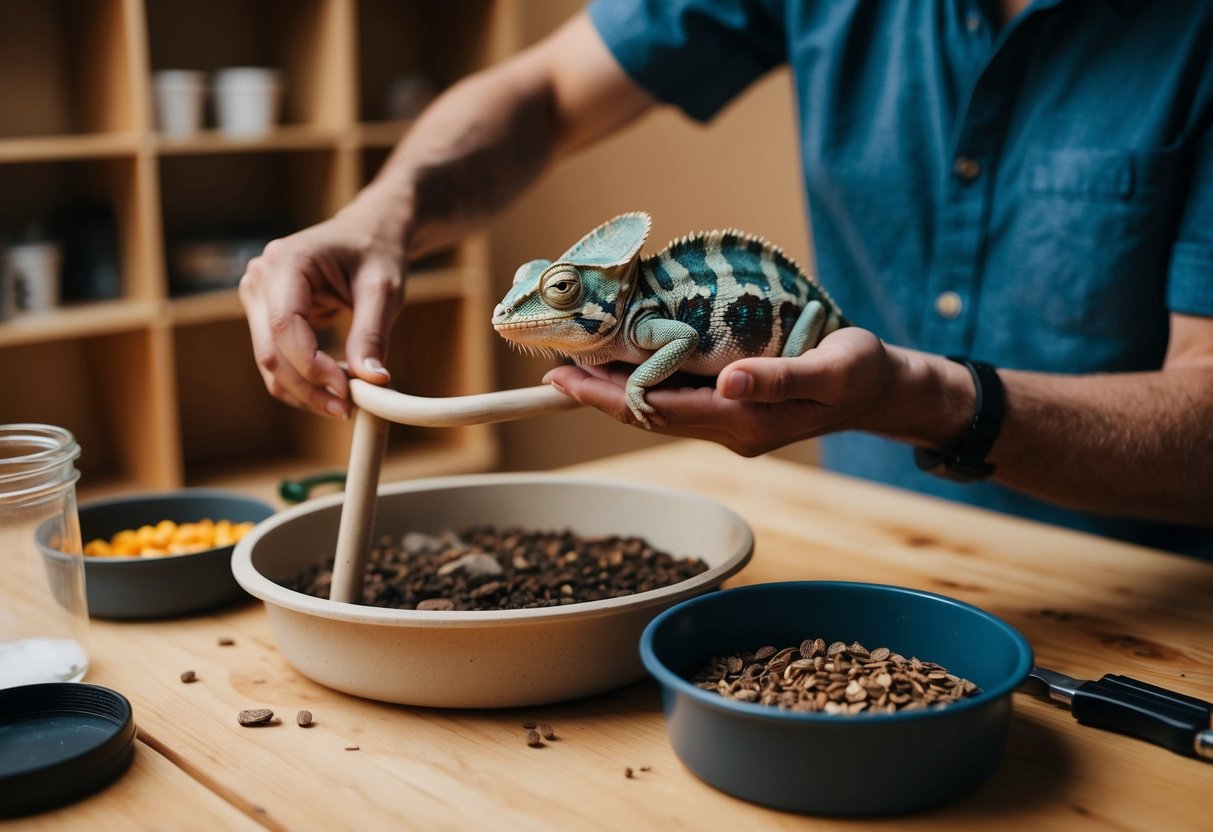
[239,202,405,419]
[543,328,908,456]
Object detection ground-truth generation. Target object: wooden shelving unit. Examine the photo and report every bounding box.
[0,0,515,497]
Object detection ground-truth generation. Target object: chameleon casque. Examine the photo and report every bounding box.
[491,212,848,425]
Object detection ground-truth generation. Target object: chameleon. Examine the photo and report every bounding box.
[491,211,848,426]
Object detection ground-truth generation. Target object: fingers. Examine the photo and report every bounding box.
[240,250,351,419]
[718,329,883,405]
[344,256,404,385]
[544,365,640,426]
[541,327,890,455]
[544,364,779,453]
[545,364,745,431]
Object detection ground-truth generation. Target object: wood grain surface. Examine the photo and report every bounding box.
[4,442,1210,831]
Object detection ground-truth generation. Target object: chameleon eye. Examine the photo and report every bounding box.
[539,266,584,310]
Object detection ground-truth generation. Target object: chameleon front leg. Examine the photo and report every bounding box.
[627,316,700,426]
[781,299,827,357]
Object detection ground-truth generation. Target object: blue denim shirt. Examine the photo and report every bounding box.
[588,0,1213,556]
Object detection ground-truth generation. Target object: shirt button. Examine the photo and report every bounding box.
[966,12,982,33]
[953,156,982,181]
[935,291,964,319]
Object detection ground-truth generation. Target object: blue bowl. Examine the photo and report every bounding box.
[640,581,1033,816]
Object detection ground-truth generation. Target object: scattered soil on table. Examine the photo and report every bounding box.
[285,525,710,611]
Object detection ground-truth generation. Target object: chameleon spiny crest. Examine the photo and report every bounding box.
[492,211,848,425]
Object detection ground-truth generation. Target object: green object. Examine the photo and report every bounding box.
[278,473,346,504]
[492,212,848,426]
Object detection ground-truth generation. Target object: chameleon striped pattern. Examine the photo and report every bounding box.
[631,229,842,374]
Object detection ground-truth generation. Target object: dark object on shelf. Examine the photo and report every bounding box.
[385,74,435,120]
[54,200,122,302]
[0,683,136,818]
[169,236,270,296]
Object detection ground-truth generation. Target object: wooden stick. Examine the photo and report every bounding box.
[328,407,389,604]
[349,380,581,427]
[329,382,582,603]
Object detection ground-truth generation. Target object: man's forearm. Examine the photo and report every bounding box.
[876,347,1213,526]
[351,59,560,260]
[336,13,649,261]
[989,366,1213,524]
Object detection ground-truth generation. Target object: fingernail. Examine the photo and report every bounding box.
[326,399,348,418]
[548,380,568,395]
[722,370,751,398]
[364,358,391,377]
[325,385,342,399]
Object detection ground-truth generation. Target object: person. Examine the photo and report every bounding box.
[239,1,1213,557]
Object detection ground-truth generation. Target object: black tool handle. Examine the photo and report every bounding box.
[1072,674,1213,759]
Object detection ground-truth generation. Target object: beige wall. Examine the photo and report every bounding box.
[488,2,819,471]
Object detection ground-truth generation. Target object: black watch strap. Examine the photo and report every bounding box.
[914,356,1005,483]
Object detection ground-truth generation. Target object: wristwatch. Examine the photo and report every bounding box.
[914,356,1005,483]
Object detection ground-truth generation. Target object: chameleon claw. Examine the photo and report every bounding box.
[628,393,657,429]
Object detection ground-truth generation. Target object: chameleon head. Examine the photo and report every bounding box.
[492,260,632,359]
[492,211,651,360]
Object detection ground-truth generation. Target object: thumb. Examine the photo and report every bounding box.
[345,258,404,385]
[718,357,815,403]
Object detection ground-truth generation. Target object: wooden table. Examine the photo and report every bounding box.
[6,442,1211,831]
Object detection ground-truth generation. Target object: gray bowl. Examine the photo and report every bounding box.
[640,581,1033,816]
[39,490,276,619]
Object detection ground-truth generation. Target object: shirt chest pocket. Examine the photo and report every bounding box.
[1011,147,1182,338]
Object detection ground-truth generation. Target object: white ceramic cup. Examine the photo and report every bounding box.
[152,70,206,137]
[212,67,283,137]
[3,242,63,313]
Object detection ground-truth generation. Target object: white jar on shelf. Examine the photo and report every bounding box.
[152,69,207,137]
[212,67,283,137]
[2,241,62,314]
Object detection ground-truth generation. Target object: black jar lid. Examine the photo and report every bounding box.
[0,683,136,818]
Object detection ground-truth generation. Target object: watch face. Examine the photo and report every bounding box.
[912,446,992,483]
[913,446,946,473]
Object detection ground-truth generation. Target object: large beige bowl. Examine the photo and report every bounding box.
[232,473,753,708]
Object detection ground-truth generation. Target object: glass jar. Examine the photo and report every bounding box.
[0,424,89,688]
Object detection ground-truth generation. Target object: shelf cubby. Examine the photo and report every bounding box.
[0,0,141,138]
[0,327,177,492]
[173,317,312,479]
[144,0,351,131]
[356,0,506,123]
[0,0,516,499]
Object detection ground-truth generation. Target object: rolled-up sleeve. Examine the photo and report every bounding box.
[587,0,785,122]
